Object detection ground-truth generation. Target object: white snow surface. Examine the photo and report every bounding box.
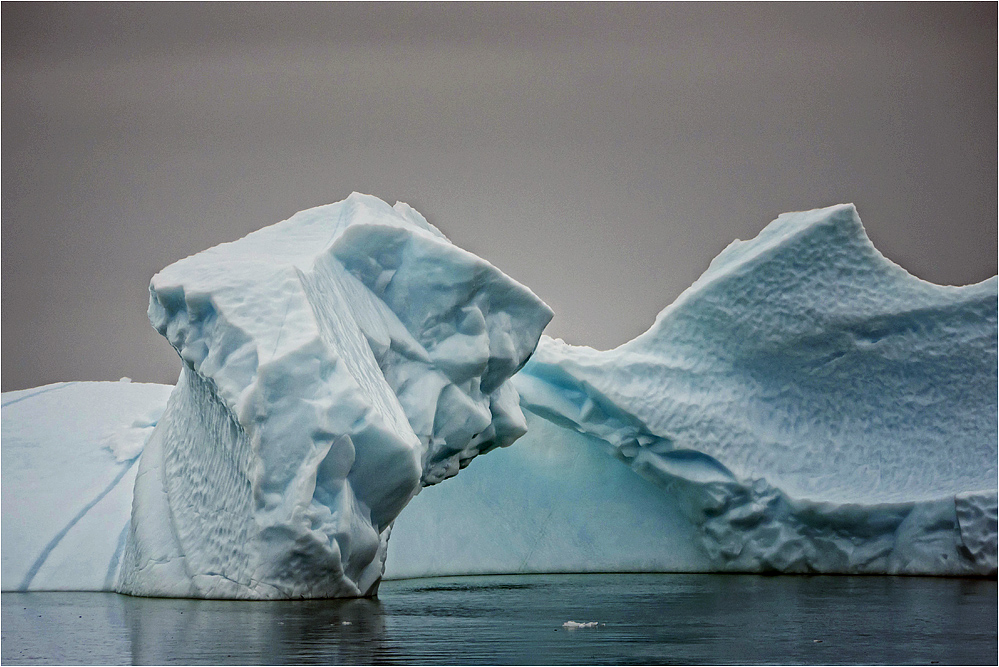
[115,193,552,599]
[2,381,173,591]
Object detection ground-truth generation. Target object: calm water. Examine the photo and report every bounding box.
[3,574,996,665]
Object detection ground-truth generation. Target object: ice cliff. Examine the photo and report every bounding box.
[3,200,995,595]
[115,193,552,598]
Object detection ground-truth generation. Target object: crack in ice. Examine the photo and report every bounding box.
[1,382,74,409]
[18,456,139,591]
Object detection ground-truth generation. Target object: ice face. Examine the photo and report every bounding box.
[509,204,997,575]
[115,193,552,599]
[383,411,710,579]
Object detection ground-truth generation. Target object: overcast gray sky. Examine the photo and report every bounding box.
[3,2,996,392]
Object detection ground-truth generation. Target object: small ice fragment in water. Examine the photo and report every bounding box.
[563,621,599,629]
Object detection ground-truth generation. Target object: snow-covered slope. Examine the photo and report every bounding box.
[512,204,997,575]
[1,381,173,591]
[115,193,552,599]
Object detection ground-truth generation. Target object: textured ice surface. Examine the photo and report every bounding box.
[512,204,997,575]
[3,202,995,592]
[1,381,173,591]
[115,193,552,598]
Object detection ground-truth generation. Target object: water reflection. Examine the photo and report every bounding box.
[121,595,387,664]
[3,574,996,665]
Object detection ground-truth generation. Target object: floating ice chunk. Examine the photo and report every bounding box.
[115,193,552,599]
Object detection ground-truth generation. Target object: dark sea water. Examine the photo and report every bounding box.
[3,574,996,665]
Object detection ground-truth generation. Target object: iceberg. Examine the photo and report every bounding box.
[114,193,552,598]
[3,200,995,596]
[382,410,710,579]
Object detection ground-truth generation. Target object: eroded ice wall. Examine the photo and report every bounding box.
[116,193,552,599]
[512,204,997,576]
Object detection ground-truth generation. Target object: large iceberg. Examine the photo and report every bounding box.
[115,193,552,598]
[2,200,995,596]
